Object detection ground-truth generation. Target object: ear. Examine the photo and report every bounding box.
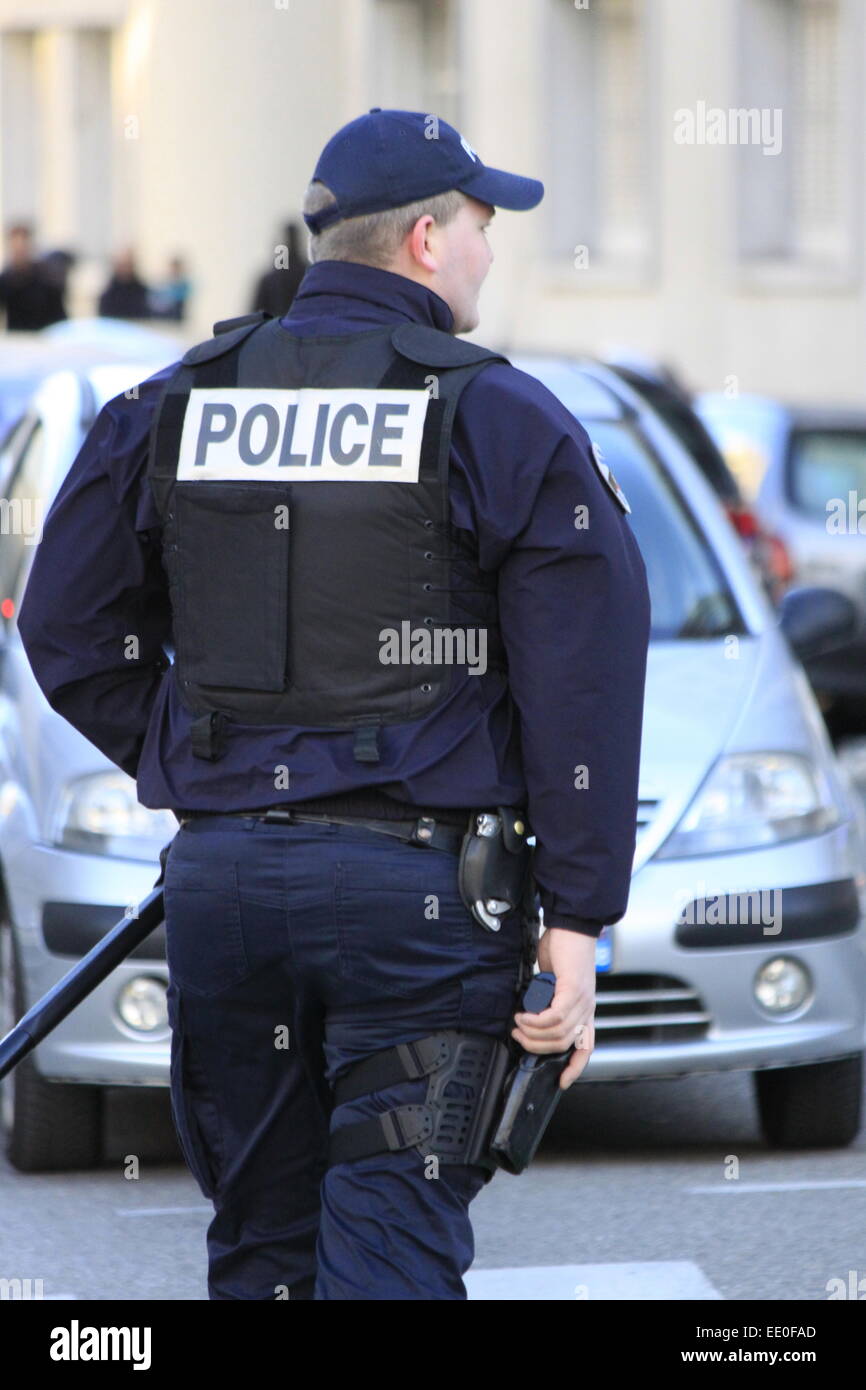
[407,214,438,271]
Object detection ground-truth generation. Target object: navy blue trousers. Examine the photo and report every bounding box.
[162,815,527,1300]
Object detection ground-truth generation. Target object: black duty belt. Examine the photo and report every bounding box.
[180,806,468,855]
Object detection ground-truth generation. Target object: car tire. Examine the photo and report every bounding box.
[754,1053,863,1149]
[1,925,103,1172]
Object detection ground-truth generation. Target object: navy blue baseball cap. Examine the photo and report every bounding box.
[303,108,544,233]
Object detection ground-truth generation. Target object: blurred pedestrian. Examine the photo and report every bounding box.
[41,248,77,295]
[98,249,151,319]
[150,254,192,322]
[0,224,67,331]
[250,220,308,317]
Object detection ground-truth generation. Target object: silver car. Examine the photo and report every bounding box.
[512,357,866,1147]
[1,357,864,1173]
[0,364,178,1172]
[697,392,866,712]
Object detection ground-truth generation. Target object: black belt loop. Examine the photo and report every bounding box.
[410,815,436,846]
[352,719,381,764]
[190,711,228,761]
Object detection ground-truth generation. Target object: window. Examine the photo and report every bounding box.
[0,414,36,491]
[588,420,743,641]
[0,32,38,228]
[787,429,866,517]
[736,0,856,273]
[0,27,113,264]
[372,0,462,125]
[76,30,113,261]
[544,0,654,272]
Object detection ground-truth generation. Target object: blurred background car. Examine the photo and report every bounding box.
[603,355,795,605]
[0,318,186,457]
[698,393,866,734]
[0,353,181,1172]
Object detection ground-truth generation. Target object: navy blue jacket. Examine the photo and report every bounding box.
[17,260,651,938]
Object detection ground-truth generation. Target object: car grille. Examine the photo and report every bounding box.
[594,973,711,1044]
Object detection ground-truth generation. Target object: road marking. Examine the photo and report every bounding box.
[115,1205,212,1216]
[686,1179,866,1194]
[466,1261,723,1300]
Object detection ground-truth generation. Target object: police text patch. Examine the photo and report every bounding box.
[177,388,430,483]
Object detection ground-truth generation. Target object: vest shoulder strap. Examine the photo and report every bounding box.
[390,321,511,370]
[213,310,273,335]
[180,311,272,368]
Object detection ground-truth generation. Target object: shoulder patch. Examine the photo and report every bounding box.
[589,439,632,514]
[391,322,510,370]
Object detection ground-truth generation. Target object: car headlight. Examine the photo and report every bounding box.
[654,752,840,859]
[53,772,177,860]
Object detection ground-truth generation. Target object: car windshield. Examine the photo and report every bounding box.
[587,419,742,641]
[788,429,866,519]
[615,375,740,503]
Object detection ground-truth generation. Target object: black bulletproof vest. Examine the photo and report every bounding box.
[147,313,511,762]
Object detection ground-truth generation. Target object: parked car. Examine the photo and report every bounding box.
[604,357,793,603]
[0,319,187,472]
[698,393,866,719]
[0,363,180,1172]
[511,355,865,1148]
[695,392,790,502]
[1,355,864,1172]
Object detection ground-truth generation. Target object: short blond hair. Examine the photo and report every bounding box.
[302,180,468,268]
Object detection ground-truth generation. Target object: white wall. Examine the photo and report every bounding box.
[0,0,863,404]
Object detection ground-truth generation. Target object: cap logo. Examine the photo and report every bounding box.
[459,135,478,162]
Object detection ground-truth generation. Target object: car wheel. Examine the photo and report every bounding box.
[754,1053,863,1149]
[0,924,103,1172]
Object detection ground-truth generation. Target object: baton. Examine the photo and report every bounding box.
[0,847,170,1083]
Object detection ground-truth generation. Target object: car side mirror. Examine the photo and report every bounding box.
[777,586,859,662]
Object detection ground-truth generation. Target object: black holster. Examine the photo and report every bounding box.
[487,1049,572,1175]
[457,806,536,933]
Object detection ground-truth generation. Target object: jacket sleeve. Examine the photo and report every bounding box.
[456,367,652,939]
[16,369,175,780]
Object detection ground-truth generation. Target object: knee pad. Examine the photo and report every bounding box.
[326,1030,511,1175]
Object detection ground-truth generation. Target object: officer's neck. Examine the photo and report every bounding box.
[287,259,456,335]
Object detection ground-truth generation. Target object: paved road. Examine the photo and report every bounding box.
[1,1067,863,1301]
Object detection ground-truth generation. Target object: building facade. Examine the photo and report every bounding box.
[0,0,863,402]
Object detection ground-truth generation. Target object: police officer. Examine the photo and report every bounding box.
[17,109,651,1300]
